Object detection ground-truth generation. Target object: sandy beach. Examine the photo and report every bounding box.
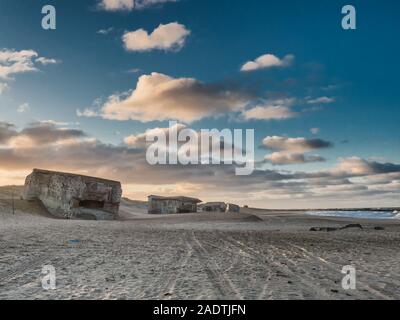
[0,187,399,300]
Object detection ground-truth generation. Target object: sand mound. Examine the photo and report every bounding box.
[0,185,54,218]
[0,185,24,199]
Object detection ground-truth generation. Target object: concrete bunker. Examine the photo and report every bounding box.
[148,195,202,214]
[199,202,241,213]
[227,203,241,213]
[200,202,227,213]
[23,169,122,220]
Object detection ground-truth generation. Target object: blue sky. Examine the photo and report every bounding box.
[0,0,399,208]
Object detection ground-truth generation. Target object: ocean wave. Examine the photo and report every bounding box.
[306,210,398,220]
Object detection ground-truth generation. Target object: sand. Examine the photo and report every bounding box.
[1,188,400,300]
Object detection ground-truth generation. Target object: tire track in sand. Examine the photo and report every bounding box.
[160,233,194,299]
[295,236,400,288]
[285,242,396,300]
[190,231,243,300]
[217,235,275,299]
[225,236,334,300]
[0,253,54,286]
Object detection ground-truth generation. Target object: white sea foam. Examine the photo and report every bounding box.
[306,210,397,220]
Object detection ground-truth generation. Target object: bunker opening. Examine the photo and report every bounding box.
[78,200,105,210]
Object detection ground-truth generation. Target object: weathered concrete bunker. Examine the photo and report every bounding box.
[199,202,241,213]
[200,202,227,213]
[23,169,122,220]
[148,195,202,214]
[227,203,240,213]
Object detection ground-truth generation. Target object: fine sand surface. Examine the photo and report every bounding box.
[1,187,400,300]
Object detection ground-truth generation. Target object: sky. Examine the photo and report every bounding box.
[0,0,399,208]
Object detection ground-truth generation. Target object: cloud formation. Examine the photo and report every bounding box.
[0,122,17,144]
[35,57,61,65]
[0,121,399,208]
[335,157,400,176]
[0,49,59,80]
[306,96,335,104]
[0,49,38,80]
[135,0,178,9]
[97,27,114,35]
[2,121,86,148]
[263,136,333,165]
[266,152,326,165]
[99,0,177,11]
[123,123,186,149]
[310,128,320,135]
[86,72,249,123]
[100,0,135,11]
[123,22,190,52]
[81,76,329,124]
[242,98,297,121]
[17,103,30,113]
[0,83,9,95]
[241,54,294,72]
[263,136,333,153]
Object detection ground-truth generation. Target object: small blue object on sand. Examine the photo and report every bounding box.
[68,239,81,244]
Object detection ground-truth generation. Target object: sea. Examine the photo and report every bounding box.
[306,210,400,220]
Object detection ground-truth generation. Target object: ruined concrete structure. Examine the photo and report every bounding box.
[200,202,227,213]
[23,169,122,220]
[148,195,202,214]
[199,202,241,213]
[199,202,240,213]
[147,196,240,215]
[227,203,240,213]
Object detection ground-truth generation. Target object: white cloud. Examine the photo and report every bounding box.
[17,103,30,113]
[334,157,400,176]
[126,68,141,74]
[0,82,9,95]
[263,136,332,165]
[263,136,333,153]
[92,72,249,123]
[0,49,38,80]
[122,22,190,52]
[124,123,186,148]
[0,49,59,81]
[266,152,325,165]
[310,128,320,135]
[336,157,373,175]
[99,0,177,11]
[39,120,80,127]
[241,98,297,120]
[76,108,99,118]
[99,0,135,11]
[135,0,177,9]
[90,78,300,123]
[97,27,114,35]
[35,57,61,65]
[0,121,87,149]
[242,105,296,121]
[306,96,335,104]
[241,53,294,72]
